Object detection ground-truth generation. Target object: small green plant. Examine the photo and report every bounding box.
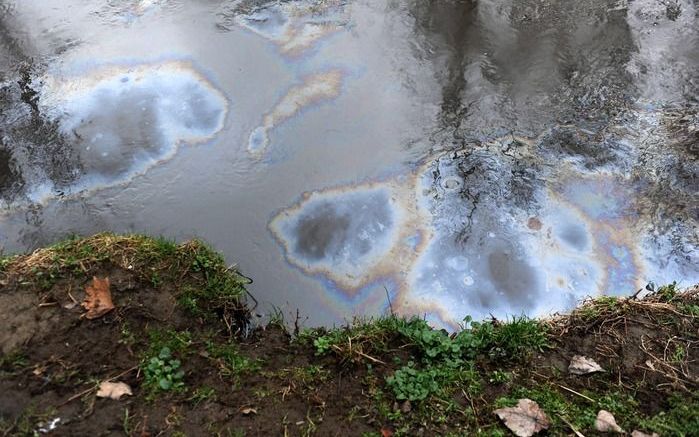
[118,323,136,349]
[657,282,679,302]
[636,394,699,436]
[670,344,686,364]
[0,255,15,272]
[150,272,162,287]
[0,351,28,373]
[190,386,217,406]
[144,347,185,393]
[313,335,334,355]
[470,316,549,360]
[398,318,464,361]
[387,362,441,401]
[489,370,512,384]
[147,329,193,356]
[679,303,699,316]
[206,340,261,378]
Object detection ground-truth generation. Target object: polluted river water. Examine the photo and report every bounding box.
[0,0,697,329]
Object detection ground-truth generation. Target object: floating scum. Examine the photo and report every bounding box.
[270,132,697,329]
[32,60,228,202]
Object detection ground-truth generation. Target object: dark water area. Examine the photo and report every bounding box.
[0,0,697,328]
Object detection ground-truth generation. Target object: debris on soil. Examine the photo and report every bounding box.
[240,407,257,416]
[631,430,659,437]
[96,381,133,400]
[568,355,605,375]
[81,276,115,319]
[494,399,551,437]
[380,427,394,437]
[0,234,697,436]
[595,409,624,433]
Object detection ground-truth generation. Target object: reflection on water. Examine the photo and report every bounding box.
[0,0,697,328]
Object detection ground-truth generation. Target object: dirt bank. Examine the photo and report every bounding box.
[1,234,697,436]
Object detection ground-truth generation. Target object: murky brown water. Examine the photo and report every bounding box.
[1,0,697,328]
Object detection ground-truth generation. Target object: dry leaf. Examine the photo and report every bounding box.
[494,399,551,437]
[595,410,624,433]
[631,431,659,437]
[569,355,604,375]
[240,407,257,415]
[96,381,132,400]
[380,427,394,437]
[82,277,115,319]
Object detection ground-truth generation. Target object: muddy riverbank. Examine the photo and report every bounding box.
[1,234,697,436]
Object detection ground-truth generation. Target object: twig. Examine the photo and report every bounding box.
[462,389,480,427]
[355,351,386,365]
[558,414,586,437]
[557,384,596,403]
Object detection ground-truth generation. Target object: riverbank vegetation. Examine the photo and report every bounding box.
[1,234,697,436]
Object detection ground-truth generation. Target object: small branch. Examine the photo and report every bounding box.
[557,384,596,403]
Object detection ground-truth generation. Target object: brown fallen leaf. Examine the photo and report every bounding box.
[494,399,551,437]
[82,277,115,319]
[595,410,624,433]
[380,427,394,437]
[631,431,659,437]
[569,355,604,375]
[96,381,132,400]
[240,407,257,415]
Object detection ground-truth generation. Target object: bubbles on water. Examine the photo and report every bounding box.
[247,70,343,156]
[30,60,227,201]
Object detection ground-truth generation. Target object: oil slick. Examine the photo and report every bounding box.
[232,1,350,158]
[27,60,228,203]
[270,129,698,329]
[269,177,428,293]
[234,0,347,57]
[248,70,343,156]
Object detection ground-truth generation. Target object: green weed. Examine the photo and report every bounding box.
[146,329,193,356]
[206,340,261,378]
[190,386,217,406]
[636,394,699,436]
[143,347,185,393]
[658,282,679,302]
